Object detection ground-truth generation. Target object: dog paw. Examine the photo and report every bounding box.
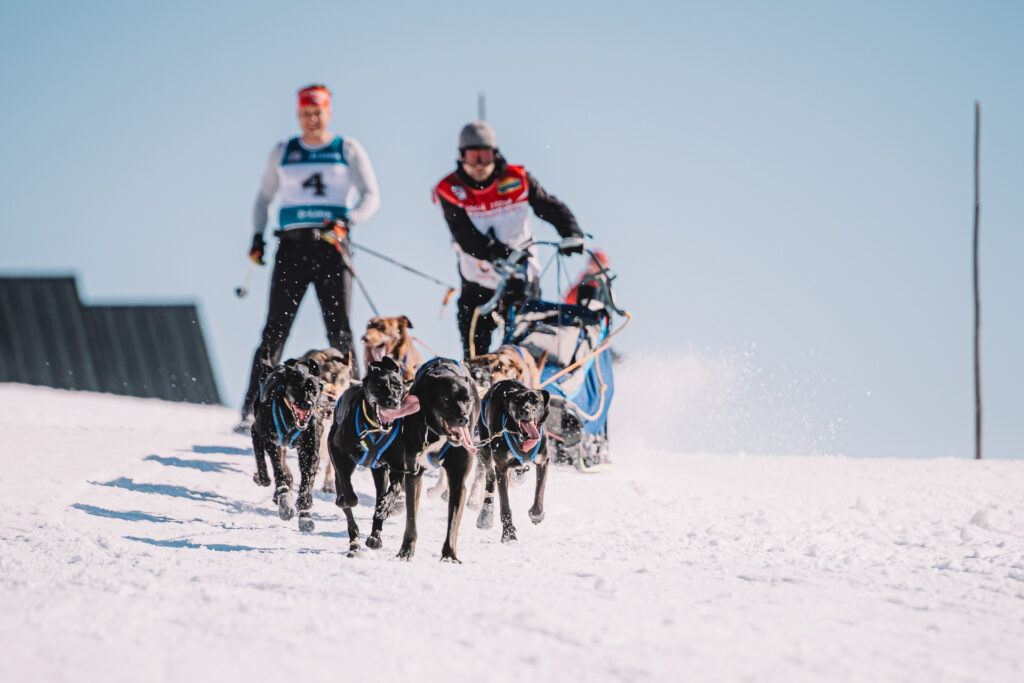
[440,553,462,564]
[347,543,362,558]
[396,546,414,561]
[253,472,271,487]
[298,512,314,533]
[476,505,494,529]
[278,493,296,521]
[322,481,335,495]
[365,535,382,550]
[501,527,518,543]
[529,508,545,525]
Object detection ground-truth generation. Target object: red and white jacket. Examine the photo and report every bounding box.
[433,165,541,289]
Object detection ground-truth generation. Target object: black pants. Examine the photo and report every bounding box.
[456,277,534,360]
[241,238,353,417]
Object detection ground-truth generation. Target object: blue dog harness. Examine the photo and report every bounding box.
[353,399,401,469]
[479,397,544,465]
[259,372,309,447]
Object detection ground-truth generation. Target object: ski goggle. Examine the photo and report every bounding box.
[461,148,495,166]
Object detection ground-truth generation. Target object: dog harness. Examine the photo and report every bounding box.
[272,396,304,447]
[353,399,401,469]
[259,374,308,447]
[478,397,545,465]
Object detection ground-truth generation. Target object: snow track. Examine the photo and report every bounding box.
[1,383,1023,682]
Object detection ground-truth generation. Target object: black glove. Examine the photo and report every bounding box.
[249,233,266,266]
[558,236,585,256]
[485,227,512,262]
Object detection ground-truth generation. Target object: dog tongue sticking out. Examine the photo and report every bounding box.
[370,344,388,363]
[454,425,478,456]
[519,420,541,452]
[378,395,420,424]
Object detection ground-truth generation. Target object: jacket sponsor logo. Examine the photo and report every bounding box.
[287,151,304,162]
[498,177,522,195]
[451,185,467,200]
[297,208,334,220]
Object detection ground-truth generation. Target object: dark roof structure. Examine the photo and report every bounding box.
[0,276,221,405]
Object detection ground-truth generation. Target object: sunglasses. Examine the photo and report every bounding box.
[462,148,495,166]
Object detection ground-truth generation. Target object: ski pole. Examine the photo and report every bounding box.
[349,241,457,290]
[324,220,380,316]
[234,262,255,298]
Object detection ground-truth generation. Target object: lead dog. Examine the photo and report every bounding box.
[250,358,324,532]
[361,315,422,381]
[332,357,479,561]
[328,356,419,555]
[475,379,551,542]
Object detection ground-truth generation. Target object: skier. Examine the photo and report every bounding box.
[236,84,380,433]
[432,121,585,359]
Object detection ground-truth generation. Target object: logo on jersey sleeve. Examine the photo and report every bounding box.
[451,185,467,201]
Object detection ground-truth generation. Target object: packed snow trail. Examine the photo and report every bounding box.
[1,381,1023,682]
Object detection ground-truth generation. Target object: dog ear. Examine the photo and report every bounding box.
[284,358,298,368]
[381,356,401,373]
[400,315,413,330]
[304,357,321,378]
[539,389,551,422]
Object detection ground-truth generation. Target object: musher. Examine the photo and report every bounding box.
[432,121,585,359]
[236,84,380,433]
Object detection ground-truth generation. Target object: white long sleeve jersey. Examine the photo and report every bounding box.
[252,135,380,236]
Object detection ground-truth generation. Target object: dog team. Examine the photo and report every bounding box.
[248,315,554,563]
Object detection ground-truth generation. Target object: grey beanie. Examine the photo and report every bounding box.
[459,121,498,149]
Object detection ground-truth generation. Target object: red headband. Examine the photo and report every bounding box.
[298,86,331,109]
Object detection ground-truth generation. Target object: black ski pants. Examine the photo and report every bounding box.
[456,277,533,360]
[242,237,353,417]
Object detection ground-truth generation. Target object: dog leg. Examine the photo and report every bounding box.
[269,447,296,520]
[529,458,548,525]
[426,467,447,499]
[396,470,423,560]
[342,507,361,557]
[441,453,470,563]
[333,455,360,510]
[476,457,497,530]
[496,465,517,543]
[467,455,488,509]
[296,435,318,533]
[367,469,399,550]
[252,434,271,487]
[319,421,335,491]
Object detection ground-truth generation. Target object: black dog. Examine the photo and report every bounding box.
[331,357,479,561]
[250,357,323,532]
[328,356,419,555]
[475,380,551,542]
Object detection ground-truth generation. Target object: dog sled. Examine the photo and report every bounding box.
[472,240,630,472]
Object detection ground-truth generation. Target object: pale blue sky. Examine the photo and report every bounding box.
[1,1,1021,458]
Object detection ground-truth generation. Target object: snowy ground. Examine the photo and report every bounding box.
[2,378,1023,682]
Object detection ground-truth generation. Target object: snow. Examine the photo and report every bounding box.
[2,371,1023,682]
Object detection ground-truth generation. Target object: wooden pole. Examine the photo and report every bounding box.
[478,92,486,121]
[973,101,982,460]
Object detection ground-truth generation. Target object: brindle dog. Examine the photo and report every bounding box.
[361,315,422,382]
[475,379,551,542]
[250,358,324,532]
[298,348,354,494]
